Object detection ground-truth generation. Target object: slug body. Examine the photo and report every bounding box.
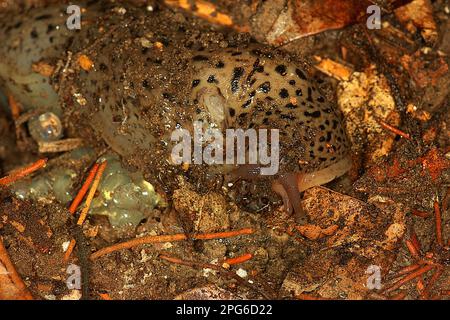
[0,1,351,217]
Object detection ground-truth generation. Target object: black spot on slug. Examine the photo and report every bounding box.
[241,99,252,109]
[229,108,236,117]
[207,75,218,84]
[285,103,298,109]
[215,61,225,68]
[304,111,321,118]
[280,114,296,120]
[296,89,303,96]
[258,81,271,93]
[192,79,201,87]
[231,67,244,93]
[35,14,52,20]
[289,80,296,86]
[295,68,307,80]
[275,65,287,76]
[307,87,313,102]
[256,65,264,73]
[193,55,209,61]
[279,88,289,99]
[30,29,38,38]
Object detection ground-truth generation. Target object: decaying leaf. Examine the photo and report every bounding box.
[337,65,399,166]
[394,0,438,43]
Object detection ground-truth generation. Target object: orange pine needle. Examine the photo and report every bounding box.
[68,163,100,215]
[409,231,421,254]
[411,209,430,218]
[7,94,21,120]
[0,237,33,300]
[77,161,107,226]
[63,239,77,262]
[422,266,443,298]
[99,293,112,300]
[223,253,253,265]
[390,292,406,300]
[405,239,421,260]
[0,158,47,186]
[90,228,254,260]
[385,264,435,293]
[378,119,412,140]
[296,293,328,300]
[395,263,422,276]
[434,200,443,246]
[194,228,254,240]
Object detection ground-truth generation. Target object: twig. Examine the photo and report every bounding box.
[223,253,253,266]
[0,158,47,186]
[77,161,107,225]
[377,119,412,140]
[390,292,407,300]
[434,200,443,246]
[394,263,422,276]
[98,293,112,300]
[63,239,77,262]
[7,94,21,120]
[411,209,431,218]
[38,138,84,153]
[159,254,273,299]
[384,264,435,293]
[296,293,329,300]
[405,239,421,260]
[90,228,254,260]
[422,266,443,298]
[0,237,33,300]
[68,163,100,215]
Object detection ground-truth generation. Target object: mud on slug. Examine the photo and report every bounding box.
[0,1,351,218]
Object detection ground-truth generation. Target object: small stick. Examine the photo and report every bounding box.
[384,264,435,293]
[0,158,47,186]
[411,209,430,218]
[390,292,406,300]
[98,293,112,300]
[409,230,421,253]
[223,253,253,266]
[194,228,254,240]
[394,263,422,276]
[0,237,33,300]
[77,161,107,225]
[63,239,77,262]
[434,200,443,246]
[405,239,421,260]
[296,293,328,300]
[159,253,273,299]
[377,119,412,140]
[90,228,254,260]
[422,266,443,298]
[68,163,100,215]
[7,94,21,120]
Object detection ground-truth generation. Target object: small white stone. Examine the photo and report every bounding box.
[146,5,154,12]
[62,241,71,252]
[236,268,248,278]
[61,290,82,300]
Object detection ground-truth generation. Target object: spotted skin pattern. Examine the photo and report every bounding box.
[0,2,351,217]
[190,48,350,173]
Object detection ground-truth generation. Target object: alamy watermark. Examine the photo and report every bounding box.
[66,5,81,30]
[366,265,382,290]
[170,121,280,176]
[66,263,81,290]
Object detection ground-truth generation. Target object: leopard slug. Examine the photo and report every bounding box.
[0,1,351,218]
